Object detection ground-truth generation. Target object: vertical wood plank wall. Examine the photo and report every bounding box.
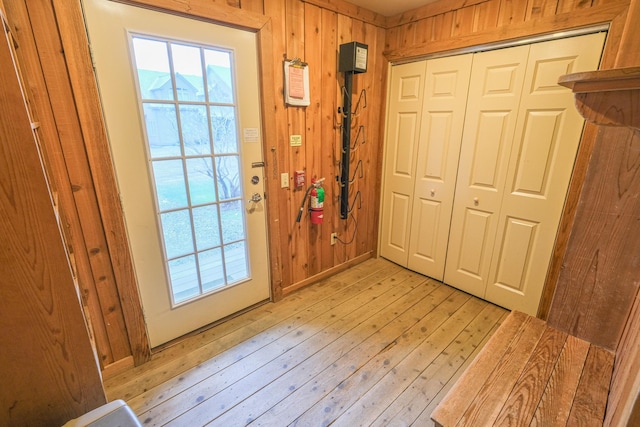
[5,0,637,376]
[0,8,106,423]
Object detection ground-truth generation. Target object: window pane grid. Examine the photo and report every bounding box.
[131,33,248,306]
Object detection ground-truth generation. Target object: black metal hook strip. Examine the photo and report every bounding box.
[348,191,362,213]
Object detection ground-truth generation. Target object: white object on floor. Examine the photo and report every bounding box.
[62,399,141,427]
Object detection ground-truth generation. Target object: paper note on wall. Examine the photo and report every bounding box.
[284,60,310,107]
[288,67,305,99]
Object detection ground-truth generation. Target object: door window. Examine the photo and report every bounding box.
[131,35,248,306]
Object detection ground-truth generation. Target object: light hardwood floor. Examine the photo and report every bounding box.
[104,257,508,426]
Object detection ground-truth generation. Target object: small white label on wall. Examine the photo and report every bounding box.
[244,128,260,143]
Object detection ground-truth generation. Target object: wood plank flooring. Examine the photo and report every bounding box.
[104,257,508,426]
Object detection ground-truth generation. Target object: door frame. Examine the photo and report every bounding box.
[66,0,280,362]
[378,24,610,319]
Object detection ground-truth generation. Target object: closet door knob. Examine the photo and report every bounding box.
[473,197,479,206]
[431,189,436,196]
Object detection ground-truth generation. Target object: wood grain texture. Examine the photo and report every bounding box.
[494,327,568,426]
[2,0,114,366]
[573,89,640,129]
[456,316,546,426]
[26,0,135,364]
[9,0,636,396]
[286,0,308,286]
[119,0,269,29]
[49,0,151,364]
[497,0,529,26]
[304,2,323,277]
[366,24,388,259]
[558,67,640,129]
[105,256,397,403]
[432,312,614,427]
[431,311,537,426]
[331,299,499,427]
[547,127,640,350]
[525,0,560,20]
[453,5,476,37]
[474,0,501,32]
[386,0,487,28]
[265,0,292,300]
[319,7,339,272]
[373,306,509,426]
[0,18,106,424]
[241,0,264,14]
[13,0,398,373]
[301,0,387,27]
[384,1,627,61]
[538,5,629,320]
[605,287,640,426]
[532,335,590,426]
[566,346,615,425]
[257,19,285,301]
[102,259,508,426]
[615,0,640,67]
[556,0,595,14]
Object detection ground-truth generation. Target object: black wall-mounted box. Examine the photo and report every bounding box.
[338,42,368,74]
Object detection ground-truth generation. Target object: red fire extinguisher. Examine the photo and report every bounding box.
[295,177,325,224]
[309,179,325,224]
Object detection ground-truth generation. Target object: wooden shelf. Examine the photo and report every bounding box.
[558,67,640,129]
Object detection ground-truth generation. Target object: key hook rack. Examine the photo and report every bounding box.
[338,41,368,219]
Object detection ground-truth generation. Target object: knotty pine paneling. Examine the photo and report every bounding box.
[4,0,136,368]
[267,0,385,295]
[474,0,501,31]
[0,19,106,423]
[3,0,114,367]
[13,0,386,367]
[384,0,626,56]
[7,0,636,378]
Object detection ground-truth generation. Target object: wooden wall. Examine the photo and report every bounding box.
[383,0,627,61]
[4,0,388,374]
[4,0,638,379]
[260,0,387,297]
[4,0,151,374]
[0,5,106,423]
[547,126,640,351]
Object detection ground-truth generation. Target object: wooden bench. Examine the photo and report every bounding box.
[431,311,615,427]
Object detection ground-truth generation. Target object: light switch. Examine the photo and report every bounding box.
[281,172,289,188]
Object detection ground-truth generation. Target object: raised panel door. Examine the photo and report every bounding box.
[407,54,472,280]
[444,45,530,298]
[380,61,427,265]
[485,32,606,314]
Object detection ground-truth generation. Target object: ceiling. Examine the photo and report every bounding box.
[345,0,439,17]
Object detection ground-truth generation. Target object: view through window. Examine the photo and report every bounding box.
[131,35,249,306]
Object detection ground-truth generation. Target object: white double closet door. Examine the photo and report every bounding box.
[379,32,605,315]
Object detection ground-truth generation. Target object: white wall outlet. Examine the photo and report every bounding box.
[281,172,289,188]
[331,232,337,245]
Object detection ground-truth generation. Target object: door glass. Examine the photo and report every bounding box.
[130,34,249,306]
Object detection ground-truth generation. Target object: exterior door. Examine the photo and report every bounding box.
[83,0,270,347]
[484,33,606,313]
[443,45,530,298]
[407,54,472,280]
